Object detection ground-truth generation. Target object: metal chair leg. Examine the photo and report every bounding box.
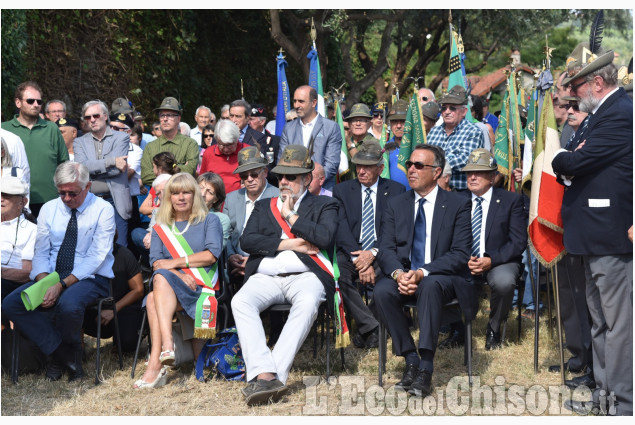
[325,310,331,381]
[131,309,147,378]
[95,298,104,385]
[111,299,123,371]
[378,322,385,387]
[11,326,20,384]
[466,320,473,387]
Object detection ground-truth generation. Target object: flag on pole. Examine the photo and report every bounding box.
[493,72,523,190]
[307,45,325,116]
[275,51,290,137]
[378,123,390,179]
[449,23,473,122]
[527,92,565,267]
[397,93,427,175]
[521,87,537,194]
[335,100,350,177]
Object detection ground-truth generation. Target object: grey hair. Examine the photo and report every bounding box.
[210,112,217,122]
[1,137,12,167]
[45,99,67,113]
[179,122,191,135]
[442,161,452,177]
[215,119,240,144]
[220,104,230,114]
[81,100,109,120]
[230,99,252,117]
[152,173,172,189]
[195,105,212,116]
[586,62,618,88]
[54,161,89,189]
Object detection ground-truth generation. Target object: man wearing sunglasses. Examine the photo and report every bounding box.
[426,85,484,191]
[3,161,115,383]
[73,101,131,247]
[373,144,474,398]
[224,146,278,282]
[232,144,339,405]
[554,45,633,416]
[2,81,68,217]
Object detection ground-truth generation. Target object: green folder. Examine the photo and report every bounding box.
[21,272,60,311]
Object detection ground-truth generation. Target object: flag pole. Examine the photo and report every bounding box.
[525,248,539,374]
[551,264,566,385]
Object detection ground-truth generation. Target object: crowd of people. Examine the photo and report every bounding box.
[0,38,632,415]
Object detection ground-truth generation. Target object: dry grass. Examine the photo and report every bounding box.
[1,299,582,416]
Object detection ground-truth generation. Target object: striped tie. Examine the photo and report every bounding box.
[471,197,483,258]
[360,188,375,251]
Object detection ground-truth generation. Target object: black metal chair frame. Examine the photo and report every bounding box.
[377,299,473,387]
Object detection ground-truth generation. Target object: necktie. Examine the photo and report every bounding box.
[411,198,426,270]
[471,197,483,258]
[55,209,78,280]
[360,188,375,251]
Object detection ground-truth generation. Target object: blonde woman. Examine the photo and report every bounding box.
[134,173,222,389]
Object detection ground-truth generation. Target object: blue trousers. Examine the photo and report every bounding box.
[1,275,109,356]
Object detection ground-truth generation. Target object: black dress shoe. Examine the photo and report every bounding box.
[564,399,612,416]
[438,331,465,349]
[352,332,367,348]
[485,324,501,351]
[548,361,586,374]
[364,329,379,348]
[66,359,84,382]
[565,373,596,390]
[45,360,64,381]
[394,364,418,390]
[407,369,432,397]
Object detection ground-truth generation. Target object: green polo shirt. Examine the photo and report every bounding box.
[2,116,69,204]
[140,132,199,186]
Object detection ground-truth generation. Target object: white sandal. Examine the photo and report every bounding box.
[133,366,168,389]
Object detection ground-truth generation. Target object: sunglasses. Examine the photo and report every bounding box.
[239,170,262,180]
[440,105,461,112]
[203,134,214,139]
[58,190,81,198]
[373,113,384,118]
[568,79,588,93]
[276,174,298,181]
[83,113,102,121]
[24,98,43,105]
[567,103,580,112]
[405,161,437,170]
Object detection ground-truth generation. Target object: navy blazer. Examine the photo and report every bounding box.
[552,88,633,256]
[333,177,406,256]
[463,187,527,267]
[377,187,478,319]
[240,192,339,306]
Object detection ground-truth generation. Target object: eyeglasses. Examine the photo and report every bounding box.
[350,118,369,124]
[83,113,102,121]
[159,113,179,119]
[568,79,589,93]
[405,161,437,170]
[48,109,64,114]
[276,174,298,181]
[24,98,43,105]
[203,134,214,139]
[110,125,130,131]
[58,190,82,198]
[567,103,580,112]
[239,170,262,180]
[440,105,461,112]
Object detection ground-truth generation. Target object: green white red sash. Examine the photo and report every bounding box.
[269,198,350,348]
[154,223,218,339]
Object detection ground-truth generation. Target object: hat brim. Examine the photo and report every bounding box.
[153,107,182,113]
[271,164,314,175]
[233,162,267,174]
[345,113,372,120]
[562,51,615,86]
[461,164,497,172]
[439,97,467,105]
[388,113,407,121]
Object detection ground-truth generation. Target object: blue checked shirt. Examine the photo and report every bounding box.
[427,118,484,190]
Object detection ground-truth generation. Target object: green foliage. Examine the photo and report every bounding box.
[1,9,28,119]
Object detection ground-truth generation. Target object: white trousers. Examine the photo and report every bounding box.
[231,271,325,384]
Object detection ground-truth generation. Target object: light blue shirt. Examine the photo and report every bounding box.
[30,192,116,281]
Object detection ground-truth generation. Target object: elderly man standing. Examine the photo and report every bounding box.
[44,100,67,122]
[278,85,341,190]
[2,162,116,382]
[426,85,484,191]
[74,101,131,247]
[384,99,409,188]
[2,81,69,217]
[343,104,373,164]
[224,146,279,281]
[190,105,214,147]
[232,145,339,405]
[553,47,633,416]
[199,119,246,194]
[140,97,199,186]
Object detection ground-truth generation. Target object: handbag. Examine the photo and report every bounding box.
[195,327,245,382]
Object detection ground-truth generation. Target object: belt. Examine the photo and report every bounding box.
[94,192,112,200]
[278,272,302,277]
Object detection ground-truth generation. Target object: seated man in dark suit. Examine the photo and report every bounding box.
[374,144,474,397]
[334,137,405,348]
[231,144,341,405]
[459,149,526,350]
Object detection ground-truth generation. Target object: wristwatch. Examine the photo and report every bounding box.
[284,210,297,221]
[59,280,67,290]
[391,269,403,281]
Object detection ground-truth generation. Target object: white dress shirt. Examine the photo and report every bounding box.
[300,114,319,147]
[1,214,37,269]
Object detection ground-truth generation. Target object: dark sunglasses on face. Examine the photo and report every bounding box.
[567,103,580,112]
[239,170,261,180]
[203,134,214,139]
[276,174,298,181]
[83,113,102,121]
[24,98,43,105]
[373,113,383,118]
[440,105,460,112]
[568,79,588,93]
[405,161,437,170]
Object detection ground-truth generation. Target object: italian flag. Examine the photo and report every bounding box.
[527,92,565,266]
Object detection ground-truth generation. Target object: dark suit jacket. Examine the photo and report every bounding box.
[552,88,633,256]
[377,187,478,319]
[241,126,267,147]
[333,177,405,256]
[262,130,281,187]
[240,192,339,305]
[463,187,527,267]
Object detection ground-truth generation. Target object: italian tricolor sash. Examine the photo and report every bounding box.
[269,198,350,348]
[154,223,218,339]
